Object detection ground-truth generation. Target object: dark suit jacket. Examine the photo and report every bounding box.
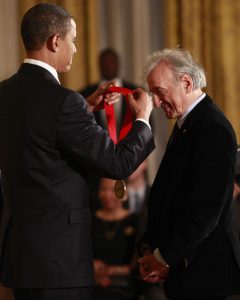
[0,63,155,288]
[141,95,240,298]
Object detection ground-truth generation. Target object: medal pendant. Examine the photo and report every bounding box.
[114,180,127,201]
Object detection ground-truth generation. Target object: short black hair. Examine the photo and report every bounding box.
[21,3,72,51]
[99,48,119,61]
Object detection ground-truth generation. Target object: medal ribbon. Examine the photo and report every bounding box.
[104,86,133,144]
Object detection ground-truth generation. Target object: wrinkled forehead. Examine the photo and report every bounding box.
[147,63,174,88]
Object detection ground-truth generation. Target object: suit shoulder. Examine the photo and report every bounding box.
[206,99,234,132]
[194,96,233,129]
[0,73,19,89]
[186,96,236,145]
[42,82,84,101]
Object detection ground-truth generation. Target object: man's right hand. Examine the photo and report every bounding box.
[128,88,153,123]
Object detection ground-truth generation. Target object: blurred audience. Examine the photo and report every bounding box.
[92,178,139,300]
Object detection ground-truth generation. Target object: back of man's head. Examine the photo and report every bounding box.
[21,3,72,51]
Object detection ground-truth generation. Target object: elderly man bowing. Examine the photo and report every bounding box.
[138,48,240,300]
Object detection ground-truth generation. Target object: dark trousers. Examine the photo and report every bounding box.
[13,287,94,300]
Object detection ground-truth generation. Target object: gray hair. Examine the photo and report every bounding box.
[143,48,206,90]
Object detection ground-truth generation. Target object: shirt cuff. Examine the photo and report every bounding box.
[154,248,169,267]
[135,118,151,130]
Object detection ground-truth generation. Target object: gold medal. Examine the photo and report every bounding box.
[114,180,127,200]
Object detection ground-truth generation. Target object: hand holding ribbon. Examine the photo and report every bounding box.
[104,87,153,144]
[128,88,153,122]
[86,81,120,113]
[104,86,133,144]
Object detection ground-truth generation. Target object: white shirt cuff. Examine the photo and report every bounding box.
[135,118,151,130]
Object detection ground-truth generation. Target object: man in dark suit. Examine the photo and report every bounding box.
[80,48,138,134]
[138,48,240,300]
[0,3,155,300]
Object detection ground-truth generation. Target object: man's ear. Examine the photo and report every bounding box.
[47,34,60,52]
[181,74,193,94]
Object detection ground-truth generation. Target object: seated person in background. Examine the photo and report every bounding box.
[92,178,139,300]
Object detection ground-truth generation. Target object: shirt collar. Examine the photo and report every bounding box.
[177,92,206,128]
[24,58,60,84]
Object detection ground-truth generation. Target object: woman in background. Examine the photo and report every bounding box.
[92,178,138,300]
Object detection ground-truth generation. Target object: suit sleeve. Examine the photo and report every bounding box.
[161,122,237,267]
[56,91,155,179]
